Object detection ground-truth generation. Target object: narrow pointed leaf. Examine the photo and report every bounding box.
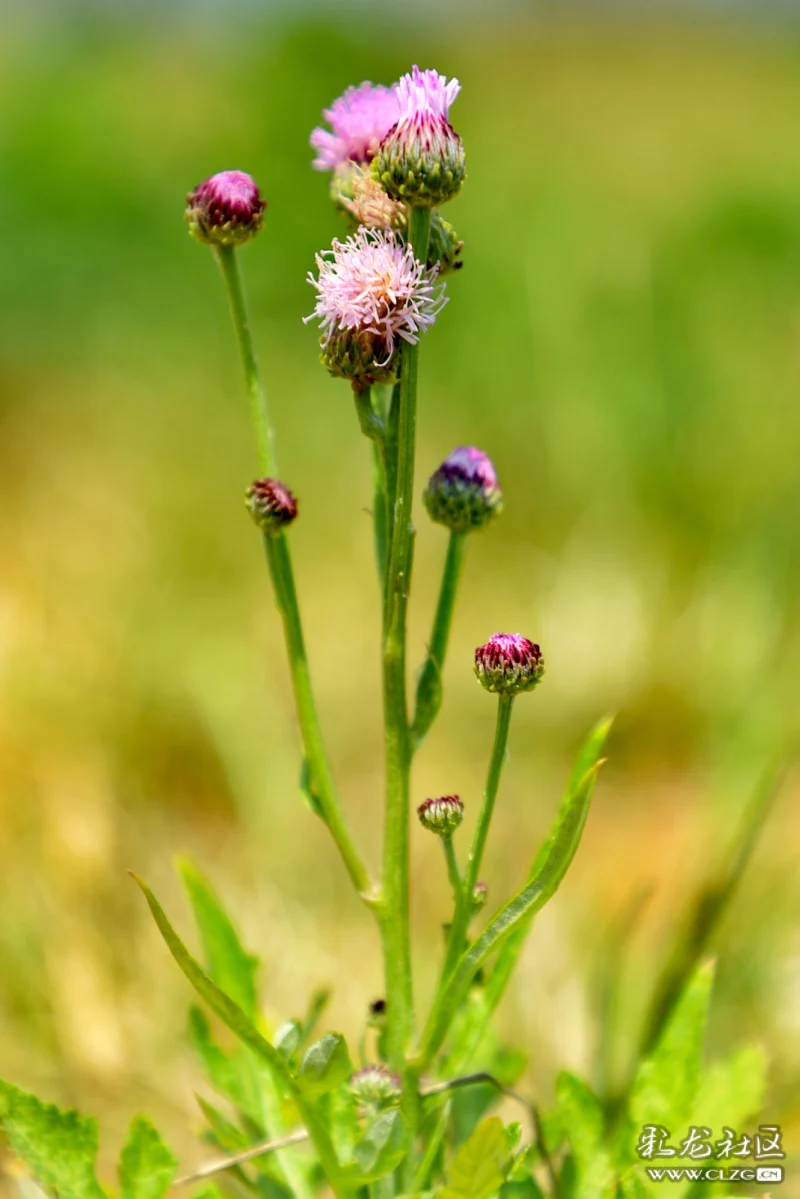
[556,1074,615,1199]
[417,752,606,1067]
[119,1117,177,1199]
[178,857,259,1019]
[130,874,352,1199]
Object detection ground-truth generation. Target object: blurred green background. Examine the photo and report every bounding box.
[1,1,799,1184]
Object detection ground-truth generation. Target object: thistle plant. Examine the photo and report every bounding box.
[0,64,785,1199]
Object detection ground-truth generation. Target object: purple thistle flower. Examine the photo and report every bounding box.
[375,66,465,207]
[185,170,266,247]
[311,82,401,172]
[474,634,545,696]
[423,446,503,532]
[305,228,447,385]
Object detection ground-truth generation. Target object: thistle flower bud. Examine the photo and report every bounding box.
[428,211,464,274]
[423,446,502,533]
[350,1065,402,1109]
[185,170,266,247]
[417,794,464,836]
[245,478,298,534]
[374,66,465,207]
[472,880,488,913]
[474,634,544,696]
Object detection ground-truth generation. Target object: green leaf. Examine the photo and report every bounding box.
[555,1074,615,1199]
[418,737,608,1067]
[177,857,259,1020]
[275,1020,303,1061]
[188,1006,263,1123]
[500,1180,544,1199]
[195,1096,248,1153]
[130,873,349,1199]
[691,1042,766,1130]
[0,1079,107,1199]
[349,1110,407,1182]
[629,960,715,1132]
[299,1034,353,1098]
[119,1117,177,1199]
[438,1117,508,1199]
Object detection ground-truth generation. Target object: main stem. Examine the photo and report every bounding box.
[214,244,373,905]
[380,206,432,1180]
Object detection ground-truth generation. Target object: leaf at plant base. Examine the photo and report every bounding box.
[555,1074,615,1199]
[629,961,715,1132]
[119,1117,177,1199]
[438,1116,508,1199]
[130,875,346,1199]
[0,1080,107,1199]
[348,1109,406,1182]
[500,1178,545,1199]
[275,1020,303,1061]
[691,1043,766,1132]
[178,858,259,1019]
[188,1005,263,1124]
[298,1034,353,1098]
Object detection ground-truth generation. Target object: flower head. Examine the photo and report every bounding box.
[305,228,446,385]
[311,82,400,172]
[350,1065,402,1109]
[424,446,502,533]
[375,66,465,207]
[417,794,464,837]
[474,634,544,696]
[245,478,298,534]
[185,170,265,247]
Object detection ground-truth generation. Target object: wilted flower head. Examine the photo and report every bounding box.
[375,65,465,207]
[334,163,406,232]
[311,82,400,172]
[305,228,446,385]
[245,478,298,534]
[424,446,502,533]
[417,794,464,837]
[185,170,266,247]
[474,634,544,696]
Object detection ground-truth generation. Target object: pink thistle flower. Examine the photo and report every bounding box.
[474,634,545,696]
[311,82,400,172]
[305,227,446,385]
[185,170,266,247]
[375,65,465,207]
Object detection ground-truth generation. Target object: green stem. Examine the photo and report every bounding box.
[380,206,432,1186]
[442,836,461,899]
[412,531,467,746]
[214,244,275,474]
[434,695,515,1017]
[214,243,374,907]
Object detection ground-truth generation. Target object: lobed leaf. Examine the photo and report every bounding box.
[437,1117,508,1199]
[118,1117,177,1199]
[0,1079,107,1199]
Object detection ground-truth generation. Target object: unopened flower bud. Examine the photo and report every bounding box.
[472,881,488,913]
[417,794,464,836]
[375,67,465,207]
[428,211,464,274]
[474,634,544,696]
[350,1065,402,1108]
[424,447,502,533]
[186,171,266,248]
[245,478,298,534]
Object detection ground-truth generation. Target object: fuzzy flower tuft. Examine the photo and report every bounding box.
[311,82,400,172]
[375,65,465,207]
[474,634,544,696]
[305,228,446,385]
[350,1065,402,1109]
[424,446,502,533]
[185,170,266,247]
